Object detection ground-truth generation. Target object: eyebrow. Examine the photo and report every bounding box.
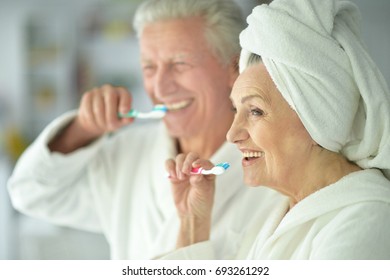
[141,58,153,64]
[141,53,199,65]
[241,94,270,105]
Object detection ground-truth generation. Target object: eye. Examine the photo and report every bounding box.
[231,106,237,114]
[250,107,264,117]
[142,65,156,76]
[142,63,153,69]
[172,61,191,72]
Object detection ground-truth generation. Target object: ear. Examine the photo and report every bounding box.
[227,55,240,88]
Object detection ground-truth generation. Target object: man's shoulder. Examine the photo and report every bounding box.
[112,121,165,139]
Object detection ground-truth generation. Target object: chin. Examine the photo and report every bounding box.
[243,169,264,185]
[164,121,196,138]
[244,177,263,187]
[244,169,269,187]
[164,119,184,134]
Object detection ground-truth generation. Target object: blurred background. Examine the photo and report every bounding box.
[0,0,389,259]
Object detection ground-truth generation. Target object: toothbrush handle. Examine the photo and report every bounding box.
[190,168,216,175]
[118,110,137,118]
[190,165,227,175]
[190,167,203,175]
[166,168,204,178]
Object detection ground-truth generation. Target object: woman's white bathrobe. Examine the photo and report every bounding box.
[7,112,285,259]
[161,169,390,259]
[249,169,390,259]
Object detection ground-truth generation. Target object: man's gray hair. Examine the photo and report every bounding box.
[133,0,245,65]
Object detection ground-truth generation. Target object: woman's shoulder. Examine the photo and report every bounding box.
[311,199,390,259]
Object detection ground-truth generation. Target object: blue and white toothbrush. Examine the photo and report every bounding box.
[118,104,168,119]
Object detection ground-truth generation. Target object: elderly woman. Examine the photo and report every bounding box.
[164,0,390,259]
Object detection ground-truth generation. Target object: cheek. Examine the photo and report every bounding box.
[143,77,153,94]
[253,125,293,170]
[251,124,277,150]
[143,77,160,103]
[266,125,312,173]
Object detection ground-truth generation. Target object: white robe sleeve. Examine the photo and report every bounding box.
[158,241,217,260]
[7,111,107,232]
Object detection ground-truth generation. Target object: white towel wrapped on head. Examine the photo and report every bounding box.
[239,0,390,179]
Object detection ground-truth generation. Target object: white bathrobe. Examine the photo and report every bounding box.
[160,169,390,260]
[7,111,285,259]
[248,169,390,259]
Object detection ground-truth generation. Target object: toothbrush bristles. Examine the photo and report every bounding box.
[154,104,168,112]
[216,162,230,170]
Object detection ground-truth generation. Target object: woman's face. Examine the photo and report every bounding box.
[227,63,314,191]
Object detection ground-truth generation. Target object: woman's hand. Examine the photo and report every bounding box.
[165,152,216,248]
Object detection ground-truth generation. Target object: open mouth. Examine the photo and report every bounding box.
[242,151,264,161]
[165,99,193,112]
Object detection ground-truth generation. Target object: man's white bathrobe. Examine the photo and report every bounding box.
[161,169,390,259]
[7,112,285,259]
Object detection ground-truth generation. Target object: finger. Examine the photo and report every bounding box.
[103,86,121,131]
[175,153,187,180]
[190,172,216,189]
[182,152,199,175]
[192,159,216,183]
[192,173,216,184]
[165,158,177,179]
[117,87,132,115]
[117,87,134,126]
[92,90,106,131]
[80,90,98,132]
[193,159,214,170]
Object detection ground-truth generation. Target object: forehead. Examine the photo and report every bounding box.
[231,63,273,102]
[139,16,211,61]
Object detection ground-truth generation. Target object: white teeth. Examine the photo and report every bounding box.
[242,151,264,158]
[166,100,192,111]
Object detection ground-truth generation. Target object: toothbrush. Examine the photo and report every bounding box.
[118,104,167,119]
[166,162,230,178]
[190,162,230,175]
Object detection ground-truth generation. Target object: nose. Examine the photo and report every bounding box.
[154,65,178,100]
[226,114,248,144]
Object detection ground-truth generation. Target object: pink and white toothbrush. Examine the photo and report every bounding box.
[190,162,230,175]
[167,162,230,178]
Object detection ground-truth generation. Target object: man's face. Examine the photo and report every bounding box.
[140,16,236,139]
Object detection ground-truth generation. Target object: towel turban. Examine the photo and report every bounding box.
[239,0,390,180]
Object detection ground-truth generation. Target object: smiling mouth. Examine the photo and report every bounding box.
[242,151,264,161]
[165,99,193,112]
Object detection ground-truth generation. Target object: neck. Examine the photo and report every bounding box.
[178,134,225,159]
[288,151,362,207]
[177,114,233,159]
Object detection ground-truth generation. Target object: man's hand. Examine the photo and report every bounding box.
[76,84,134,137]
[49,84,134,153]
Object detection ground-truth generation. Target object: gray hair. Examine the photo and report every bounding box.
[239,51,263,73]
[133,0,245,65]
[247,53,262,67]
